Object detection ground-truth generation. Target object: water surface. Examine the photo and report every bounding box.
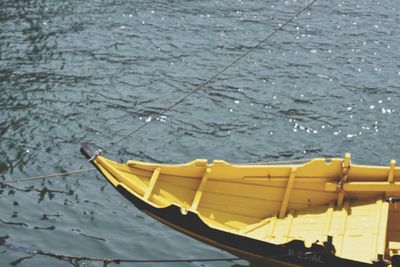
[1,0,399,266]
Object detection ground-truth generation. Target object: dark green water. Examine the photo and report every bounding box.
[1,0,399,266]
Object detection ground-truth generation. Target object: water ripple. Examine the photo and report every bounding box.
[1,0,400,266]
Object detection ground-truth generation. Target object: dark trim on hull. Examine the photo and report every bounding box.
[116,185,381,267]
[80,145,385,267]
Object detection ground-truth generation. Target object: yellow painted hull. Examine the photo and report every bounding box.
[81,145,400,267]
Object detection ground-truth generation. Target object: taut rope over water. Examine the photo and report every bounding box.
[1,0,319,184]
[0,168,96,185]
[102,0,319,153]
[1,239,328,266]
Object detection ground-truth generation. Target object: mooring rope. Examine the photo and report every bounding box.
[35,252,242,264]
[1,158,317,185]
[2,240,329,266]
[0,168,96,185]
[1,0,319,185]
[2,241,242,266]
[101,0,319,153]
[1,1,327,265]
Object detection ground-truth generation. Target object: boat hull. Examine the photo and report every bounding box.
[80,145,397,267]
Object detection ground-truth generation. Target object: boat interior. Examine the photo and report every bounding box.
[94,153,400,265]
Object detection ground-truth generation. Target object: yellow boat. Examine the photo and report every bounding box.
[81,145,400,267]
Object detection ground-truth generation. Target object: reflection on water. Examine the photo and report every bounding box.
[1,0,400,266]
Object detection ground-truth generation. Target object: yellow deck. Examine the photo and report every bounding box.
[93,153,400,265]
